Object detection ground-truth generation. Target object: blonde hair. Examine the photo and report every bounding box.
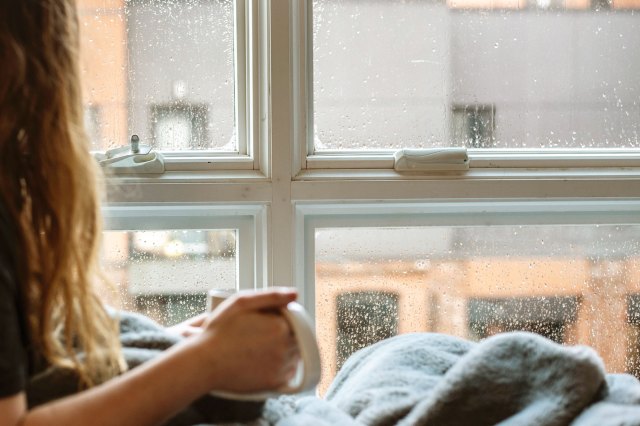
[0,1,124,387]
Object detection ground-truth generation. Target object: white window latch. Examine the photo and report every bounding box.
[95,135,165,174]
[393,147,469,172]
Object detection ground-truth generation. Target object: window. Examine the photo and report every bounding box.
[84,105,102,150]
[336,291,399,370]
[80,0,640,393]
[100,205,263,326]
[127,0,236,152]
[152,104,209,150]
[468,296,578,343]
[79,0,242,157]
[627,295,640,376]
[451,104,496,148]
[310,209,640,391]
[310,0,640,156]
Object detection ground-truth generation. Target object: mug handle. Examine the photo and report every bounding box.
[210,301,322,401]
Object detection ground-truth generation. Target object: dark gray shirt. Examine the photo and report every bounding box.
[0,202,29,398]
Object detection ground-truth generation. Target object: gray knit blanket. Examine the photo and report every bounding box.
[264,333,640,426]
[27,311,640,425]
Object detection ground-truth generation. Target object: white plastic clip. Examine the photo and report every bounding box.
[393,147,469,172]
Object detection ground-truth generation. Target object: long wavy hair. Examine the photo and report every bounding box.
[0,0,124,387]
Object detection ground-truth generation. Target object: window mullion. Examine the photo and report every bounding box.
[266,0,296,290]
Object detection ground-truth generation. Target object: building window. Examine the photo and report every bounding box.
[592,0,612,9]
[336,291,399,370]
[83,105,102,150]
[626,295,640,378]
[151,104,208,150]
[451,104,496,148]
[468,296,578,344]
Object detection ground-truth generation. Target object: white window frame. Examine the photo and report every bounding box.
[105,0,640,317]
[108,0,259,172]
[103,204,269,291]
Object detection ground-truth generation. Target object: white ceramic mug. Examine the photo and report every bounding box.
[207,289,322,401]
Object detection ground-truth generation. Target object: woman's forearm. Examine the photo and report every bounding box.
[22,338,212,426]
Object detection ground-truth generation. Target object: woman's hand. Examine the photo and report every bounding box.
[192,288,300,395]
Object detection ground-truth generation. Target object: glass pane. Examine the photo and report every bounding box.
[312,0,640,151]
[100,229,236,326]
[315,225,640,392]
[78,0,236,152]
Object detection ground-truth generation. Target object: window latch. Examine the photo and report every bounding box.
[393,147,469,172]
[95,135,165,174]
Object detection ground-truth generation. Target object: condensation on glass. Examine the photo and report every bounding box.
[78,0,236,152]
[312,0,640,151]
[315,225,640,391]
[100,229,237,326]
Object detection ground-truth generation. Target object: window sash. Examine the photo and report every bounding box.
[294,199,640,317]
[89,0,260,171]
[299,0,640,168]
[102,204,268,291]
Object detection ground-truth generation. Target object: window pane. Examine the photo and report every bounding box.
[315,225,640,392]
[100,229,236,325]
[79,0,236,152]
[312,0,640,151]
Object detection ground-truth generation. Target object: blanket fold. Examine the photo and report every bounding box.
[266,332,640,426]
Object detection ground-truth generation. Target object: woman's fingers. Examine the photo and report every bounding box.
[213,288,297,320]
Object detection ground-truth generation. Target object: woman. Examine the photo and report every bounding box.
[0,1,299,424]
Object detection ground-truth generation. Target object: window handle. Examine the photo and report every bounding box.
[95,135,165,174]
